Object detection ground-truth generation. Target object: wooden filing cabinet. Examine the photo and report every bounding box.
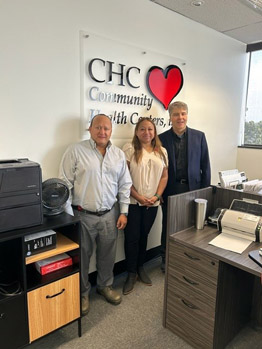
[164,188,262,349]
[25,227,81,344]
[166,240,219,349]
[27,273,80,341]
[165,230,255,349]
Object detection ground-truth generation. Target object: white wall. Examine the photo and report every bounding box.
[0,0,248,270]
[0,0,247,182]
[237,148,262,180]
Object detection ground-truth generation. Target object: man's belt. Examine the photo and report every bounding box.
[72,205,111,216]
[176,179,188,184]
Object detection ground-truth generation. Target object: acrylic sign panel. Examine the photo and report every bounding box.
[80,31,186,146]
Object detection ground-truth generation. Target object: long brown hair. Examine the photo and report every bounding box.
[132,117,167,166]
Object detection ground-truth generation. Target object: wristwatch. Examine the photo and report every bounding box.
[121,213,128,217]
[154,194,161,201]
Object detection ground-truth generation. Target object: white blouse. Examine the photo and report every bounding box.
[122,143,168,206]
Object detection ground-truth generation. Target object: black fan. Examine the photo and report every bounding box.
[42,178,69,216]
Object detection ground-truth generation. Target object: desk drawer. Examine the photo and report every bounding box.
[167,280,216,326]
[27,273,80,342]
[166,307,214,349]
[169,262,217,299]
[168,271,217,310]
[169,240,218,280]
[166,286,215,348]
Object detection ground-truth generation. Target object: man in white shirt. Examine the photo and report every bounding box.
[59,114,132,315]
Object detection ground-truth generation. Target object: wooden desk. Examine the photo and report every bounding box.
[164,187,262,349]
[165,226,262,348]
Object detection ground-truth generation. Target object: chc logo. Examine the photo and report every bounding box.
[88,58,184,110]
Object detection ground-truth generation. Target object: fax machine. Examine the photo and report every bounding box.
[0,158,43,233]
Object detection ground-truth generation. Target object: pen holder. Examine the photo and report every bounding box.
[194,198,207,230]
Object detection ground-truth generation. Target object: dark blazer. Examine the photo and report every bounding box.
[159,127,211,200]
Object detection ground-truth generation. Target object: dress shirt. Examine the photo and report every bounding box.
[59,138,132,214]
[172,129,188,180]
[122,143,168,206]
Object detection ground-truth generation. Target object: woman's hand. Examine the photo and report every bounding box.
[146,196,159,206]
[138,195,158,206]
[137,195,150,206]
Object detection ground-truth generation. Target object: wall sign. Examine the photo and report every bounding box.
[80,31,186,144]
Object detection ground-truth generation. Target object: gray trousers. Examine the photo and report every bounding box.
[74,205,119,296]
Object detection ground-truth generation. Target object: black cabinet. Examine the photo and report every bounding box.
[0,237,28,349]
[0,213,81,349]
[0,296,29,349]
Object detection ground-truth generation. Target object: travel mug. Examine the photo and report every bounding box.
[194,198,207,230]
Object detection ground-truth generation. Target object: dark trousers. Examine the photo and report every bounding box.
[124,204,158,273]
[160,183,189,262]
[160,201,168,262]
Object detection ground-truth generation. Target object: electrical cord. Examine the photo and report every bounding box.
[0,281,22,297]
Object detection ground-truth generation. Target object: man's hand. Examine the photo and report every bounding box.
[116,214,127,230]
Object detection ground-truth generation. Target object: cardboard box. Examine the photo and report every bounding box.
[35,253,72,275]
[24,229,56,256]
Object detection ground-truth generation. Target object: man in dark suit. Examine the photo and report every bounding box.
[159,101,211,271]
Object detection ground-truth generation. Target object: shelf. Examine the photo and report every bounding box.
[26,264,79,290]
[0,213,80,243]
[25,232,79,265]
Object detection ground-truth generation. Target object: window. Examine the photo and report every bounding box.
[244,49,262,146]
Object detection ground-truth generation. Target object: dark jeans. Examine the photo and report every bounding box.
[124,204,158,273]
[160,183,189,263]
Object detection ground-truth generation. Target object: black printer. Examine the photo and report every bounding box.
[0,158,43,233]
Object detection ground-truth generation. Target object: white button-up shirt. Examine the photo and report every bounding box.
[59,138,132,214]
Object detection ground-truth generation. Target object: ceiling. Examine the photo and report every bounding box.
[149,0,262,45]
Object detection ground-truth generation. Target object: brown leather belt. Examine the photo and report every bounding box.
[72,205,110,216]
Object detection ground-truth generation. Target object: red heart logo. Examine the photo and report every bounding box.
[146,65,184,110]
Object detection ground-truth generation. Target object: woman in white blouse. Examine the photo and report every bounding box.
[122,117,168,295]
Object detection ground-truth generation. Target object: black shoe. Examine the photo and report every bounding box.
[123,272,137,295]
[138,267,152,286]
